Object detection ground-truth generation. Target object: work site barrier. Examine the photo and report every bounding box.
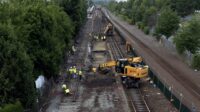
[148,70,192,112]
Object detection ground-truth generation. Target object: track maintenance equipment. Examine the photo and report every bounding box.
[97,57,148,88]
[104,23,113,36]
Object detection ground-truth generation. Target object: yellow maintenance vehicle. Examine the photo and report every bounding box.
[104,23,113,36]
[98,57,148,88]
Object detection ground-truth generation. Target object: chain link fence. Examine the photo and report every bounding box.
[149,69,199,112]
[129,42,198,112]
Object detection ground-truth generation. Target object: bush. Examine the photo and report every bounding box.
[155,7,179,38]
[174,14,200,54]
[137,22,145,30]
[131,19,136,25]
[192,53,200,70]
[0,101,23,112]
[143,26,150,34]
[153,31,162,41]
[136,22,141,29]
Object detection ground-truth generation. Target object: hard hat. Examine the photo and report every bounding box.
[62,84,67,89]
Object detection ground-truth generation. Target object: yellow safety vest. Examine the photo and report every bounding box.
[92,67,97,73]
[69,68,73,74]
[79,71,82,75]
[74,68,77,73]
[65,89,70,94]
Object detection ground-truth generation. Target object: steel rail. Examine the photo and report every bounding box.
[108,29,150,112]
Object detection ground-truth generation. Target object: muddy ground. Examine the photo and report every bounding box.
[45,9,131,112]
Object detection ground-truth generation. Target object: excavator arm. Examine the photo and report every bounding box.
[98,57,143,69]
[99,60,116,69]
[96,56,148,88]
[104,23,113,36]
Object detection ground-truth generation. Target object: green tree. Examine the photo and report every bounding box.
[108,1,118,12]
[0,0,75,109]
[155,7,179,38]
[0,23,36,108]
[0,101,23,112]
[59,0,87,32]
[143,6,157,27]
[155,0,170,10]
[170,0,195,17]
[194,0,200,10]
[16,1,73,79]
[174,14,200,54]
[135,3,146,22]
[192,54,200,70]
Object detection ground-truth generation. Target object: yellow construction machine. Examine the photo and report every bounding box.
[99,57,142,69]
[98,57,148,88]
[104,23,113,36]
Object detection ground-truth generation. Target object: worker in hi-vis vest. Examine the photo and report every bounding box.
[62,84,71,94]
[72,66,77,79]
[68,67,73,79]
[78,70,82,80]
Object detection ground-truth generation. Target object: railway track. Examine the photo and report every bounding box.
[103,8,200,110]
[72,78,80,102]
[127,89,150,112]
[108,31,150,112]
[108,36,123,59]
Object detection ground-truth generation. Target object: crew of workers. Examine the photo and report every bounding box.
[62,84,71,95]
[68,66,82,80]
[61,66,83,95]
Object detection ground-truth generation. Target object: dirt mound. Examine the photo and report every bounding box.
[84,75,116,88]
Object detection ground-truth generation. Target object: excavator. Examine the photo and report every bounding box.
[97,57,148,88]
[93,23,113,41]
[104,23,113,36]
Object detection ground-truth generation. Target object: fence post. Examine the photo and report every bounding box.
[163,79,166,93]
[169,85,173,102]
[179,93,183,112]
[192,103,196,112]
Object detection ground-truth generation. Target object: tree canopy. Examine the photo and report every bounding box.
[169,0,195,17]
[174,14,200,54]
[59,0,87,32]
[0,22,35,108]
[17,2,74,79]
[107,0,198,34]
[155,7,179,38]
[0,0,87,110]
[192,54,200,70]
